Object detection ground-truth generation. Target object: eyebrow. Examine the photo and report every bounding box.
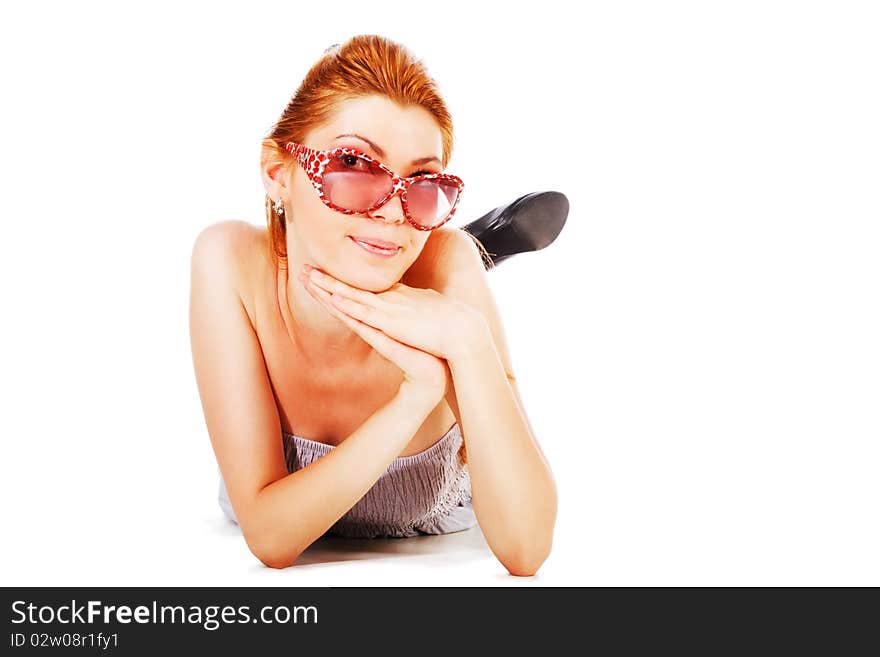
[334,133,441,167]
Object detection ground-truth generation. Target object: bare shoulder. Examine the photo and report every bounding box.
[189,221,287,554]
[405,226,486,292]
[190,220,266,321]
[420,226,517,381]
[431,226,488,291]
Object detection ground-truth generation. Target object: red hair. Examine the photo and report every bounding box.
[261,35,455,269]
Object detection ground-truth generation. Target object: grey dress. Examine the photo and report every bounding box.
[218,422,477,538]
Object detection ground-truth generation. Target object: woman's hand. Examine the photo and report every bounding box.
[298,268,452,403]
[300,264,485,361]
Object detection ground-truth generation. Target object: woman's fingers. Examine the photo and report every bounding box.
[301,275,448,392]
[325,291,377,326]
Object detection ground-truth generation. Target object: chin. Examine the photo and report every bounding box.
[347,268,401,293]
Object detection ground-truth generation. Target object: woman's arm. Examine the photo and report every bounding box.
[296,228,559,576]
[446,319,558,577]
[251,384,440,567]
[190,222,440,568]
[436,229,557,577]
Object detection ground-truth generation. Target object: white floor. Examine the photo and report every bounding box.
[0,473,575,587]
[199,514,547,586]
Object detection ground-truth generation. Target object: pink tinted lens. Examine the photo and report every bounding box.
[322,153,393,211]
[406,178,460,228]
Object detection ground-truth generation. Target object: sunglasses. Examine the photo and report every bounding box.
[285,141,465,231]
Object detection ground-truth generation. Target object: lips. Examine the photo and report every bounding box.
[350,236,401,250]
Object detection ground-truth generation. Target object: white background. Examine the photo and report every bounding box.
[1,1,877,586]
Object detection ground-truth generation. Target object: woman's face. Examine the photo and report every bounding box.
[285,95,446,292]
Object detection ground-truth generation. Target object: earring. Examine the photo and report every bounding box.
[273,197,285,217]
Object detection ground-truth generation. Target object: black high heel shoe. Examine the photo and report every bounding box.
[461,191,569,270]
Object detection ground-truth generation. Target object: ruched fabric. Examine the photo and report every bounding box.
[218,422,477,538]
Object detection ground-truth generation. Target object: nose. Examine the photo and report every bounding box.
[366,189,406,225]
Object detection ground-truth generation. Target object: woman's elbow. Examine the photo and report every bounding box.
[257,549,300,570]
[245,531,302,570]
[502,541,552,577]
[502,514,556,576]
[252,543,301,569]
[504,553,548,577]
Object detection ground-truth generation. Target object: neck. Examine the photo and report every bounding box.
[276,255,376,368]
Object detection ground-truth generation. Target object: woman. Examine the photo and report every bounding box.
[189,35,561,576]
